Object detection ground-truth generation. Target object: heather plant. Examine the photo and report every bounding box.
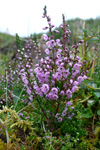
[30,6,88,129]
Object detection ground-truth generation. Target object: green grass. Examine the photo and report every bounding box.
[0,32,15,49]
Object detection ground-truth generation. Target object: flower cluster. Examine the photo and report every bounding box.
[33,9,87,102]
[55,101,74,122]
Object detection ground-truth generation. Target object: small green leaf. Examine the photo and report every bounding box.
[97,110,100,116]
[80,108,93,118]
[91,83,97,88]
[87,100,95,107]
[94,91,100,98]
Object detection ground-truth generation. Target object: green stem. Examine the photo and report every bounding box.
[5,71,8,108]
[0,119,9,145]
[14,87,24,110]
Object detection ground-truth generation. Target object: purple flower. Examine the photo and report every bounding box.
[22,77,28,85]
[46,92,53,100]
[40,58,44,64]
[52,94,58,100]
[64,57,67,61]
[65,30,69,34]
[46,40,56,48]
[57,66,65,72]
[66,89,72,99]
[54,30,59,33]
[73,81,79,86]
[19,113,23,117]
[29,95,33,101]
[42,27,48,30]
[73,63,81,70]
[76,56,79,60]
[34,67,42,73]
[57,49,62,53]
[41,84,49,94]
[57,53,61,59]
[63,69,70,78]
[69,62,72,67]
[56,39,62,47]
[68,116,72,119]
[55,113,60,118]
[43,34,48,41]
[60,62,64,66]
[26,88,31,95]
[83,75,87,80]
[70,79,73,84]
[45,49,50,55]
[71,70,79,78]
[77,76,84,84]
[71,86,78,93]
[51,87,58,94]
[62,110,67,117]
[66,101,72,107]
[55,72,62,80]
[51,79,55,86]
[57,117,63,122]
[56,59,63,66]
[60,90,65,96]
[71,106,74,109]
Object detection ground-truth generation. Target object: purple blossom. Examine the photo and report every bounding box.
[51,87,58,94]
[41,84,49,94]
[73,81,79,86]
[45,49,50,55]
[52,94,58,100]
[64,57,67,61]
[55,113,60,118]
[29,95,33,101]
[62,110,67,117]
[63,69,70,78]
[70,79,73,84]
[60,90,65,96]
[46,92,53,100]
[83,75,87,80]
[42,27,48,30]
[56,59,63,66]
[56,39,62,47]
[46,40,56,48]
[43,34,48,41]
[51,79,55,86]
[76,56,79,60]
[22,77,28,85]
[34,67,43,73]
[66,89,72,99]
[60,62,64,66]
[40,58,44,64]
[57,66,65,72]
[26,88,31,95]
[55,72,62,80]
[77,76,84,84]
[71,70,79,78]
[57,117,63,122]
[71,86,78,93]
[73,63,82,70]
[19,113,23,117]
[66,101,72,107]
[54,30,59,33]
[57,49,62,53]
[69,62,72,67]
[57,53,61,59]
[71,106,74,109]
[68,116,72,119]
